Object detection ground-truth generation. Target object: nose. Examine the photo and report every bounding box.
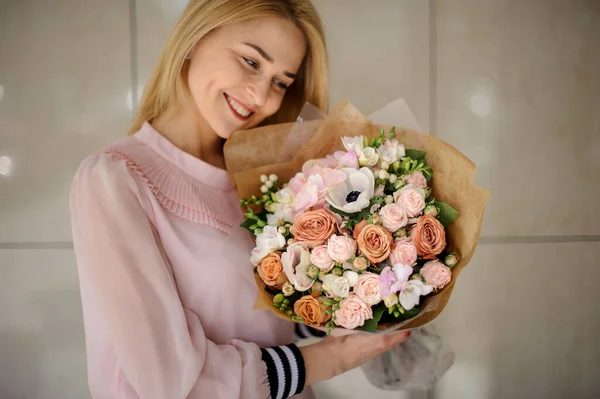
[245,78,270,108]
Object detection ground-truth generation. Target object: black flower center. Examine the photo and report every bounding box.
[346,190,361,203]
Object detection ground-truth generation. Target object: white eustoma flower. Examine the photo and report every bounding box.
[250,226,286,266]
[322,274,351,298]
[271,187,296,223]
[341,136,365,155]
[377,139,406,164]
[326,167,375,213]
[358,147,379,167]
[399,279,434,310]
[343,270,359,287]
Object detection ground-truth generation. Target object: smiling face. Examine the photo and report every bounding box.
[186,16,307,139]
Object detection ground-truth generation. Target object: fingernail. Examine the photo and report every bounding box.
[406,331,412,338]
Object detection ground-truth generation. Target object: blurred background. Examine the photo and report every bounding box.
[0,0,599,398]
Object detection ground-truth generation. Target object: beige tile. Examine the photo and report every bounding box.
[0,135,124,242]
[0,0,132,242]
[313,0,431,131]
[136,0,431,131]
[0,249,90,398]
[135,0,185,99]
[435,0,600,236]
[433,242,600,399]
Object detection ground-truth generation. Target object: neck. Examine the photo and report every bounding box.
[152,107,226,170]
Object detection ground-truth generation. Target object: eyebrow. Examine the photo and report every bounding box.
[242,42,297,79]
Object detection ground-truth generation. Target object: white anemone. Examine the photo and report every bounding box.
[326,167,375,213]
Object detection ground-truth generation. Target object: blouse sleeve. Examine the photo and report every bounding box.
[70,153,306,399]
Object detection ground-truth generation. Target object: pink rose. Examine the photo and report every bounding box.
[353,273,382,306]
[334,294,373,329]
[420,260,452,290]
[394,184,426,218]
[389,238,418,267]
[379,203,408,232]
[405,171,427,188]
[327,235,357,263]
[310,245,335,271]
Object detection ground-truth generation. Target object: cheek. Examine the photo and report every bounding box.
[262,93,285,116]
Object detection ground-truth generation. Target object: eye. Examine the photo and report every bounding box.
[243,57,259,70]
[274,80,289,90]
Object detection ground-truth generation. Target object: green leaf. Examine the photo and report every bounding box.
[405,149,427,161]
[329,206,356,218]
[435,201,459,227]
[240,218,256,231]
[404,306,421,318]
[362,304,387,333]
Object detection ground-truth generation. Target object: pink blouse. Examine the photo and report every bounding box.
[70,122,315,399]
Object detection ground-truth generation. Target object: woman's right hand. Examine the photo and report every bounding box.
[299,330,411,386]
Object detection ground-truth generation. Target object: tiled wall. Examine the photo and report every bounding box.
[0,1,598,398]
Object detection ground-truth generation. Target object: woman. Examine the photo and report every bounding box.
[70,1,409,398]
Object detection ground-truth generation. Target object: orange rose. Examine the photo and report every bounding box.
[293,295,331,327]
[290,209,337,248]
[356,224,393,264]
[353,220,368,240]
[411,215,446,259]
[257,252,287,289]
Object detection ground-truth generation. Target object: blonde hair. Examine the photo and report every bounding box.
[128,0,328,135]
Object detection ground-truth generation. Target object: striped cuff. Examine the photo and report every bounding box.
[295,323,327,340]
[261,344,306,399]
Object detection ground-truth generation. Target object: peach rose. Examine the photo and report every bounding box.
[353,220,368,240]
[411,215,446,259]
[290,209,337,248]
[334,294,373,329]
[353,273,382,306]
[420,260,452,290]
[257,252,287,289]
[293,295,331,327]
[356,224,393,264]
[379,203,408,232]
[389,238,418,267]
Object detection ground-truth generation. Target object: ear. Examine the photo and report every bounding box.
[186,43,199,61]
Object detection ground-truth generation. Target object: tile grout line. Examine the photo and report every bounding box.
[479,235,600,244]
[129,0,139,113]
[0,242,75,250]
[1,236,599,250]
[429,0,438,137]
[427,1,438,399]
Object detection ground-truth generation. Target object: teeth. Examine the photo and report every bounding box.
[227,96,251,117]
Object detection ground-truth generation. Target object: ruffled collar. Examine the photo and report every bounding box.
[135,122,233,191]
[99,122,238,232]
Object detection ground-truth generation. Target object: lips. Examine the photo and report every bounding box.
[224,93,254,121]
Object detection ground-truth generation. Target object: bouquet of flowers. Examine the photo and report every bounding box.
[240,126,461,333]
[224,100,489,335]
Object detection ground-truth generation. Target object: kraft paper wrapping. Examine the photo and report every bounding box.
[224,100,490,333]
